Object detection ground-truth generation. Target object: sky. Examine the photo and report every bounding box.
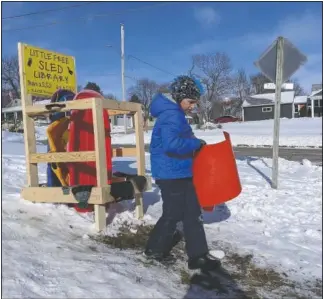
[1,1,322,99]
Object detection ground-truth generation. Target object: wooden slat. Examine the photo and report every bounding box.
[25,98,94,116]
[102,99,141,112]
[21,187,113,204]
[18,43,39,187]
[28,148,137,163]
[108,109,134,116]
[134,110,145,219]
[92,98,108,231]
[29,151,96,163]
[26,98,140,117]
[112,147,137,157]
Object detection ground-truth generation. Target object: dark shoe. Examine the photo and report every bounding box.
[188,252,222,271]
[129,176,147,194]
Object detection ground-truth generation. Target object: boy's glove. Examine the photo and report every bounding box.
[194,139,207,156]
[199,139,207,148]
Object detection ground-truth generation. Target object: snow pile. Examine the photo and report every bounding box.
[1,130,322,298]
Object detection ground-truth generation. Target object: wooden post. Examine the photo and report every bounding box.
[134,108,145,219]
[92,98,108,231]
[18,43,39,187]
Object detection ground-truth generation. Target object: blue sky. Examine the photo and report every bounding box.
[2,1,322,99]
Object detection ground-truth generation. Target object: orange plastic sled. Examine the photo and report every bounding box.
[193,131,242,211]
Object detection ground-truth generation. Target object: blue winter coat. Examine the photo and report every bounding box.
[149,93,201,180]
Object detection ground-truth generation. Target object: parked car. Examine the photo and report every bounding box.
[213,115,241,124]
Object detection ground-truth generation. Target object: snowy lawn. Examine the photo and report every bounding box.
[1,131,322,298]
[28,117,323,148]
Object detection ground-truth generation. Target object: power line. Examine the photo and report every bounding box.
[2,2,171,32]
[2,2,94,20]
[128,54,175,76]
[105,45,175,76]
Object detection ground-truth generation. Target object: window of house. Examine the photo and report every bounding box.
[262,107,272,113]
[314,99,322,107]
[294,105,299,113]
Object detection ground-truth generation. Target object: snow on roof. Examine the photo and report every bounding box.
[294,96,308,104]
[309,89,322,97]
[242,91,295,107]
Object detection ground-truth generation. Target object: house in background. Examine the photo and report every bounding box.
[294,95,308,117]
[242,91,295,122]
[1,98,133,127]
[307,86,322,117]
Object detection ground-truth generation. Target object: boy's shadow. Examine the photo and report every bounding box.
[183,265,252,299]
[202,204,231,224]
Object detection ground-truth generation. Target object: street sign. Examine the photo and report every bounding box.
[254,37,307,190]
[254,37,307,83]
[264,83,294,90]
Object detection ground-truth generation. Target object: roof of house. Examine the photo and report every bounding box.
[242,91,295,108]
[294,95,308,104]
[309,89,322,98]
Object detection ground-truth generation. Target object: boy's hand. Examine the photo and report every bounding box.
[199,139,207,147]
[194,139,206,156]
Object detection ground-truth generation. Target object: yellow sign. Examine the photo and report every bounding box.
[20,43,77,97]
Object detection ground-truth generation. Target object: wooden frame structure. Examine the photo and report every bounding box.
[20,96,150,231]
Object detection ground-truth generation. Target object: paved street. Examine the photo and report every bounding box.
[112,144,322,166]
[233,146,322,165]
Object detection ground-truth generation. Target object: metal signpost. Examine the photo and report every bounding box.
[254,36,307,189]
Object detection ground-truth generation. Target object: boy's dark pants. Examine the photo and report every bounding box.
[145,178,209,259]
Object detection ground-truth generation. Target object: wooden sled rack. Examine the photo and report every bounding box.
[20,95,151,231]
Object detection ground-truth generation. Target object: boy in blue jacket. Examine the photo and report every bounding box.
[145,75,221,271]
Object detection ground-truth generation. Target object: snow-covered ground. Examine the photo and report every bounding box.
[27,117,323,148]
[1,130,322,298]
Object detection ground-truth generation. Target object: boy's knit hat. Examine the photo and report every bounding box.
[170,75,204,103]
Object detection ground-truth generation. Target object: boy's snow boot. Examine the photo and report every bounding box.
[188,252,222,271]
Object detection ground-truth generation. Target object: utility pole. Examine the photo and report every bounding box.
[272,37,284,189]
[121,23,127,134]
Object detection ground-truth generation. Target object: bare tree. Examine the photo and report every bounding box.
[198,95,213,123]
[250,72,271,94]
[157,82,170,93]
[1,55,20,98]
[229,68,252,116]
[190,52,233,124]
[210,100,225,119]
[127,78,159,122]
[104,93,118,100]
[285,78,306,96]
